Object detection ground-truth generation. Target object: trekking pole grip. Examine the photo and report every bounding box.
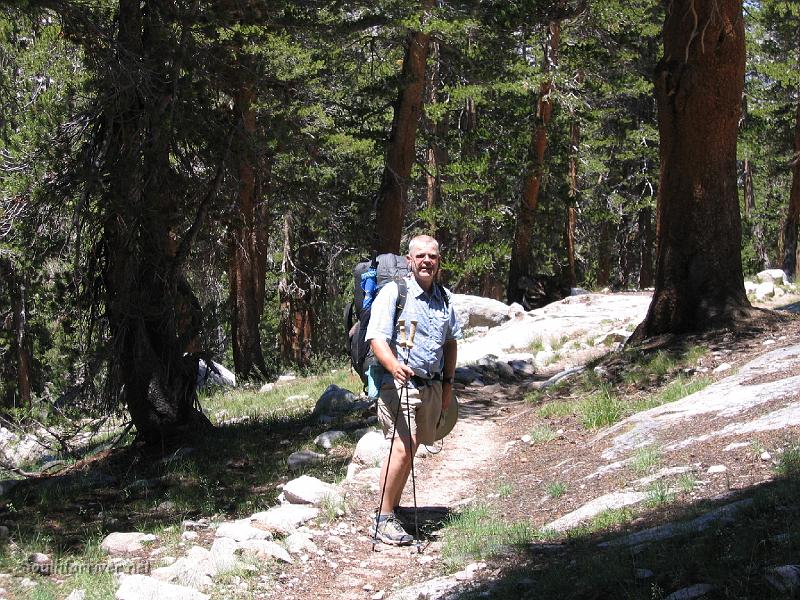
[407,320,417,349]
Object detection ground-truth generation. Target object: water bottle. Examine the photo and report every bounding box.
[361,269,377,310]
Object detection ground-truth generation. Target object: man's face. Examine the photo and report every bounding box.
[408,241,440,289]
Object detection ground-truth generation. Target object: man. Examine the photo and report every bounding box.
[365,234,462,545]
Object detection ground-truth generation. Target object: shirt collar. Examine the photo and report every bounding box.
[406,273,442,301]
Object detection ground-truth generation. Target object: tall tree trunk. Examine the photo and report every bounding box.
[743,158,769,269]
[633,0,752,341]
[229,80,269,381]
[638,205,655,288]
[278,214,320,366]
[374,1,432,254]
[597,218,612,287]
[781,101,800,279]
[102,0,209,444]
[565,93,581,289]
[507,20,560,304]
[0,258,32,409]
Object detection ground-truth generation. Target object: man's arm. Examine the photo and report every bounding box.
[441,338,457,411]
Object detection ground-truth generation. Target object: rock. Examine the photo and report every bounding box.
[451,294,512,330]
[755,281,775,300]
[454,367,481,385]
[209,537,238,573]
[521,435,532,444]
[635,569,654,579]
[116,574,209,600]
[706,465,727,474]
[765,565,800,593]
[389,575,463,600]
[181,531,198,541]
[151,546,217,590]
[28,553,52,574]
[314,430,346,450]
[259,382,275,393]
[238,539,293,564]
[250,505,320,536]
[760,451,772,461]
[495,361,515,380]
[352,431,390,466]
[544,491,649,532]
[757,269,788,285]
[312,385,359,418]
[65,590,86,600]
[282,475,342,506]
[712,363,732,373]
[287,450,326,471]
[215,519,272,542]
[196,359,235,388]
[277,374,297,384]
[101,532,157,555]
[664,583,714,600]
[509,360,535,377]
[284,532,318,555]
[508,302,525,319]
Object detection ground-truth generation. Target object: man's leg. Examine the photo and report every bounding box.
[378,433,417,514]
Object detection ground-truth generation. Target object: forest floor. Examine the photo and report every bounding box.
[3,293,800,600]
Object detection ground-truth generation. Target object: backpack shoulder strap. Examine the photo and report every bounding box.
[437,282,450,307]
[394,278,407,325]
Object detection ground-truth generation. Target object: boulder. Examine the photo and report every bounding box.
[250,504,320,536]
[757,269,788,285]
[214,519,272,542]
[238,539,293,564]
[196,360,235,388]
[116,574,209,600]
[314,430,346,450]
[282,475,342,506]
[352,431,390,467]
[755,281,775,300]
[284,531,319,555]
[101,532,157,555]
[150,546,217,590]
[450,294,512,330]
[209,537,238,573]
[287,450,325,471]
[312,385,359,418]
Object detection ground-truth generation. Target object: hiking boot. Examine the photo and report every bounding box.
[372,513,413,545]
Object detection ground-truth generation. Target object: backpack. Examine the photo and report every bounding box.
[345,254,410,393]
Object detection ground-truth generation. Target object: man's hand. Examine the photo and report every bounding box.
[389,362,415,385]
[371,338,414,384]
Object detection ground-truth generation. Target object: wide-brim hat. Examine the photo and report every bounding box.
[434,396,458,441]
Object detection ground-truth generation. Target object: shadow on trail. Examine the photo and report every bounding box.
[447,474,800,600]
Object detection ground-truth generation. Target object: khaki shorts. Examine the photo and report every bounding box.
[377,381,442,446]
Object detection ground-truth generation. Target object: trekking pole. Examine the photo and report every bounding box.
[405,320,422,552]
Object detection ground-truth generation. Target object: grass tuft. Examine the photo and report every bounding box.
[630,445,662,475]
[545,481,567,499]
[441,504,536,571]
[529,424,557,444]
[579,388,623,429]
[645,479,675,507]
[775,442,800,478]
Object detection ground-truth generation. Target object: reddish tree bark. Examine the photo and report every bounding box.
[228,81,269,380]
[374,2,432,254]
[633,0,753,340]
[781,101,800,279]
[507,20,560,304]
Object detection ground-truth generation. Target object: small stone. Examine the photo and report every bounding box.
[760,451,772,461]
[706,465,727,474]
[713,363,732,374]
[371,592,385,600]
[65,590,86,600]
[521,434,532,444]
[363,584,374,591]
